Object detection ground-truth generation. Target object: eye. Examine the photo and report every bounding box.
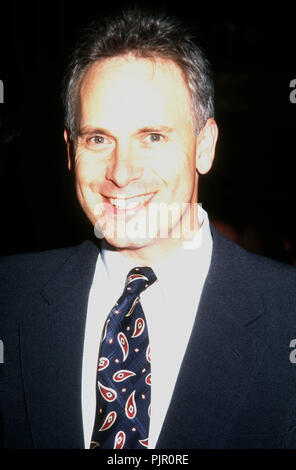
[89,135,106,145]
[146,133,163,143]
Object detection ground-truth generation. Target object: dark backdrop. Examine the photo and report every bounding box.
[0,1,295,263]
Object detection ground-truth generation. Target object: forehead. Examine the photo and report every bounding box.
[81,52,188,82]
[78,54,194,130]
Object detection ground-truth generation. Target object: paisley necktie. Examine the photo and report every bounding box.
[90,266,157,449]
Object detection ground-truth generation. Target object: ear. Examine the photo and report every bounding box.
[64,128,73,171]
[195,118,218,175]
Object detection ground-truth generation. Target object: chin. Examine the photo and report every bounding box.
[103,234,154,250]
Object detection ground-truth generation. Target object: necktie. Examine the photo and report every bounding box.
[90,266,157,449]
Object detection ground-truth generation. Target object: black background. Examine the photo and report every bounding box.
[0,1,295,262]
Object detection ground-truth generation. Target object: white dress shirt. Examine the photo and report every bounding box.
[81,205,213,448]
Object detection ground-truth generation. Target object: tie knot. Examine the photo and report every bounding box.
[124,266,157,297]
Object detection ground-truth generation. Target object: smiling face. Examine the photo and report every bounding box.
[65,54,217,263]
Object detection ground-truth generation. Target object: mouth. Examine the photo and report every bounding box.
[103,192,157,216]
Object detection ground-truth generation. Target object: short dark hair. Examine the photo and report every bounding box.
[62,7,214,140]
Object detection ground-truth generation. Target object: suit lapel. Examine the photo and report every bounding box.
[20,241,99,449]
[157,227,268,448]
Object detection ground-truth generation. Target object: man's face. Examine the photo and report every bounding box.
[66,55,216,259]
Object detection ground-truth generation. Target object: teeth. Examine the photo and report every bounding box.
[108,194,154,209]
[109,198,127,209]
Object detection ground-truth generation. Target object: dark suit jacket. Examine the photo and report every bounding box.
[1,226,296,449]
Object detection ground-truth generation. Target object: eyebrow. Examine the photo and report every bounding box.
[78,127,111,137]
[137,126,175,134]
[78,125,175,137]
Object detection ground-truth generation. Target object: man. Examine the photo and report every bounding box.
[1,8,296,449]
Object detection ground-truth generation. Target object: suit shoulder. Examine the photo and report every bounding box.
[0,242,95,306]
[0,240,99,332]
[212,225,296,302]
[0,244,79,278]
[238,239,296,284]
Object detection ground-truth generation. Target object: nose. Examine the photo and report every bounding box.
[105,141,143,188]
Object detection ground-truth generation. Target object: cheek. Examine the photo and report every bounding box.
[150,145,194,187]
[73,158,104,214]
[74,153,105,188]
